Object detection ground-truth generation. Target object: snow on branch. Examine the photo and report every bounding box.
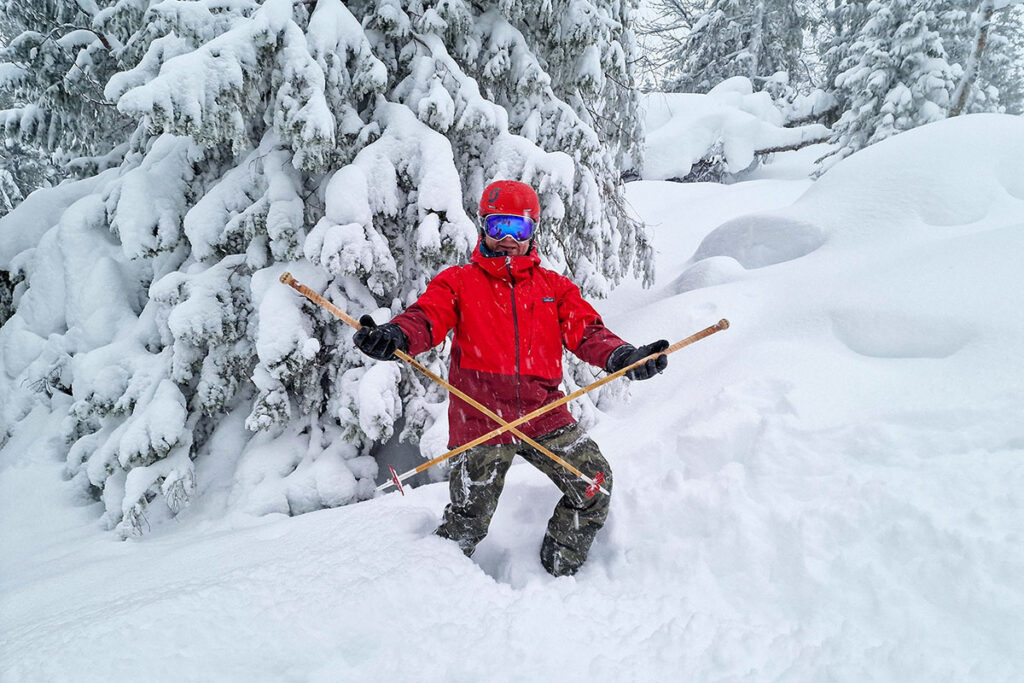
[116,0,334,159]
[641,78,831,182]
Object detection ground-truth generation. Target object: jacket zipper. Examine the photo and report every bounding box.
[507,258,523,428]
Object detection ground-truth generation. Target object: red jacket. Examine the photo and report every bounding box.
[392,244,627,447]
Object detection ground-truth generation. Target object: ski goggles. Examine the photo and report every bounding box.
[481,214,535,242]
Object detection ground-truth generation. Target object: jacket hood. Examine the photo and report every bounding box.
[471,239,540,282]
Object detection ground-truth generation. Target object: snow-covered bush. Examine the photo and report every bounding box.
[640,77,830,182]
[0,0,650,535]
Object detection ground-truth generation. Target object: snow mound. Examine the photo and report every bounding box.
[802,113,1024,233]
[692,214,826,268]
[668,256,746,294]
[830,309,974,359]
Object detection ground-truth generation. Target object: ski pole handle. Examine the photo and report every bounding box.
[280,272,363,329]
[661,318,729,355]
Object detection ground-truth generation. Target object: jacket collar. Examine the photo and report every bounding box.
[471,239,540,282]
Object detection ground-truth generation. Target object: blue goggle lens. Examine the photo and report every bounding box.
[483,214,535,242]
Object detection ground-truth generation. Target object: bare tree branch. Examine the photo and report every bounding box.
[755,136,830,155]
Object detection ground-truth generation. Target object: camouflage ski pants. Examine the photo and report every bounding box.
[435,423,612,577]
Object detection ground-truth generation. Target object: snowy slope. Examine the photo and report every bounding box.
[2,114,1024,682]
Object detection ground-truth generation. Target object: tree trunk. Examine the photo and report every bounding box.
[747,0,767,82]
[949,0,996,117]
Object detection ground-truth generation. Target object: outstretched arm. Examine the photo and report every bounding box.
[556,275,668,380]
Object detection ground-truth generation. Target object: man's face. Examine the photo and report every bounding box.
[482,232,531,256]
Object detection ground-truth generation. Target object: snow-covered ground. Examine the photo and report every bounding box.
[3,114,1023,681]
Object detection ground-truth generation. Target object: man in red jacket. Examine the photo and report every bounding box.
[354,180,668,576]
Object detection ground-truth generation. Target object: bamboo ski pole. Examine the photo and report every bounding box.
[378,318,730,492]
[279,272,610,495]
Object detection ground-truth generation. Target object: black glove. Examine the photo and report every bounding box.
[606,340,669,380]
[353,315,408,361]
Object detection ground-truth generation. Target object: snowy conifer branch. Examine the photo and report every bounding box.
[45,23,114,51]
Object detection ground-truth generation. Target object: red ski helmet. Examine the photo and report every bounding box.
[478,180,541,221]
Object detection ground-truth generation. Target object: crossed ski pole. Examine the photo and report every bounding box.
[373,318,729,493]
[280,272,729,497]
[281,273,615,496]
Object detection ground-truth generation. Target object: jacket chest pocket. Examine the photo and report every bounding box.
[522,291,562,378]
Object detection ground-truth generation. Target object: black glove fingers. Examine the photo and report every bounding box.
[354,320,408,361]
[367,334,387,357]
[641,339,669,355]
[639,359,654,380]
[615,339,669,381]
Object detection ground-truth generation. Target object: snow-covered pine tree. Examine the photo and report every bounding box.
[823,0,958,164]
[0,0,649,536]
[981,3,1024,114]
[819,0,873,125]
[0,0,142,190]
[649,0,809,94]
